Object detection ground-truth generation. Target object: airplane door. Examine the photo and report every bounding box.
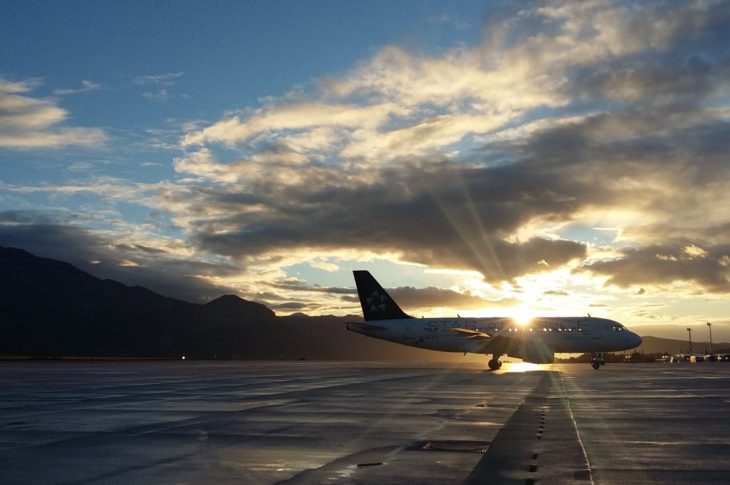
[591,322,601,339]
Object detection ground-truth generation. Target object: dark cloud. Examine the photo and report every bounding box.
[181,160,588,283]
[179,54,728,291]
[249,291,295,302]
[583,243,730,293]
[175,8,730,283]
[515,110,730,176]
[563,0,730,106]
[0,211,237,302]
[388,286,516,311]
[149,1,730,296]
[505,110,730,293]
[178,102,730,287]
[181,90,730,292]
[570,56,730,106]
[512,104,730,295]
[651,1,730,55]
[270,279,355,295]
[270,302,315,311]
[269,278,515,311]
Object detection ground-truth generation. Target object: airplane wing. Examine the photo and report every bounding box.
[451,328,523,354]
[449,327,491,340]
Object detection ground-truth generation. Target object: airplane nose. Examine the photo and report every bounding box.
[631,332,642,348]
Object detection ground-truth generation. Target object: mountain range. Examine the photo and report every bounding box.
[0,247,473,361]
[1,247,725,360]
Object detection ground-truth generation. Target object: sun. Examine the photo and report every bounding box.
[512,307,535,326]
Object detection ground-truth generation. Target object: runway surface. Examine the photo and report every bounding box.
[0,361,728,484]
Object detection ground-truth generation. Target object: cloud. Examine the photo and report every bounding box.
[165,1,730,292]
[388,286,516,311]
[133,72,184,86]
[180,39,563,162]
[0,176,161,209]
[268,277,515,313]
[271,301,312,311]
[583,243,730,293]
[0,77,106,149]
[9,1,730,311]
[169,154,588,282]
[570,55,730,105]
[182,102,407,148]
[0,211,237,302]
[53,80,102,96]
[133,72,184,102]
[270,279,356,296]
[142,88,172,103]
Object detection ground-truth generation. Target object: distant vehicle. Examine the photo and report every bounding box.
[592,353,607,369]
[668,353,719,363]
[347,271,642,370]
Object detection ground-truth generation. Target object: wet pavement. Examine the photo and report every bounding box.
[558,363,730,484]
[0,361,728,484]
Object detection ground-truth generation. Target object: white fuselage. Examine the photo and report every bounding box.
[347,316,642,363]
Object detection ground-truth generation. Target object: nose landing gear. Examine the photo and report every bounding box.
[591,352,605,369]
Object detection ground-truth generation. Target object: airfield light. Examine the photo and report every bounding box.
[707,322,713,354]
[687,328,692,354]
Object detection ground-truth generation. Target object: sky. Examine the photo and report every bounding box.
[2,0,730,341]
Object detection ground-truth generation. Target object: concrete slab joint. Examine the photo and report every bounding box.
[466,372,593,485]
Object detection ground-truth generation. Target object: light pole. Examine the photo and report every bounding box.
[687,327,693,355]
[707,322,713,354]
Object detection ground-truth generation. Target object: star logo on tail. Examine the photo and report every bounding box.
[366,290,389,314]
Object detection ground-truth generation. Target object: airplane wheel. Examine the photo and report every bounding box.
[488,359,502,371]
[592,363,600,370]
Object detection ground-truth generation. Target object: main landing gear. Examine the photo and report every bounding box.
[591,352,605,370]
[488,354,503,371]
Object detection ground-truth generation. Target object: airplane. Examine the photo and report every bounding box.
[346,270,642,370]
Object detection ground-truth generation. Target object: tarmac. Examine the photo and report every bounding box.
[0,361,728,484]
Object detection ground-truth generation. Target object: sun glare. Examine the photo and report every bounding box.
[504,362,542,373]
[512,307,534,326]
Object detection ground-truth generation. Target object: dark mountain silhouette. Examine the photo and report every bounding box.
[6,247,719,361]
[635,335,730,355]
[0,247,471,361]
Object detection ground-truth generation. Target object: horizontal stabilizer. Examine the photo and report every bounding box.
[346,322,388,338]
[347,322,386,332]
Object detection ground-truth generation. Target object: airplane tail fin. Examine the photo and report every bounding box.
[353,270,413,321]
